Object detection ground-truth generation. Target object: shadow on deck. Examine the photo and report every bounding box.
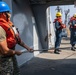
[20,37,76,75]
[20,57,76,75]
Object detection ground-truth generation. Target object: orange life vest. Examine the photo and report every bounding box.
[54,18,66,29]
[0,18,17,49]
[70,17,76,21]
[70,17,76,28]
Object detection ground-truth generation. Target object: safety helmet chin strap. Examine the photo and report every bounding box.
[4,12,10,22]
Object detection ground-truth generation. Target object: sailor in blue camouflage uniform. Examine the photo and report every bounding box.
[69,14,76,51]
[53,12,66,54]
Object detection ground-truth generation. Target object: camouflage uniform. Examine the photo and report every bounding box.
[0,56,13,75]
[0,56,20,75]
[0,27,20,75]
[12,55,20,75]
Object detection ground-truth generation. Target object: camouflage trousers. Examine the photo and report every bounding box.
[0,55,20,75]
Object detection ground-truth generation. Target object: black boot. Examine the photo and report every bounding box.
[57,49,61,52]
[54,49,60,54]
[71,47,75,51]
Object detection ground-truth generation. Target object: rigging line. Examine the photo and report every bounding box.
[21,47,71,53]
[21,48,54,53]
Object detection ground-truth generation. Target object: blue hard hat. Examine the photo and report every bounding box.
[0,2,11,13]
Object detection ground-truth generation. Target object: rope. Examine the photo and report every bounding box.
[21,47,72,53]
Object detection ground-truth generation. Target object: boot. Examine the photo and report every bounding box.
[57,49,61,52]
[71,47,75,51]
[54,49,60,54]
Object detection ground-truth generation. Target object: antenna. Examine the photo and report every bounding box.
[64,9,70,25]
[74,1,76,8]
[55,5,62,13]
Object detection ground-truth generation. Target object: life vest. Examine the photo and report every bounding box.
[70,17,76,28]
[0,18,17,49]
[53,18,66,29]
[70,17,76,21]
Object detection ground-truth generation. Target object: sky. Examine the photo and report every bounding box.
[50,5,76,23]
